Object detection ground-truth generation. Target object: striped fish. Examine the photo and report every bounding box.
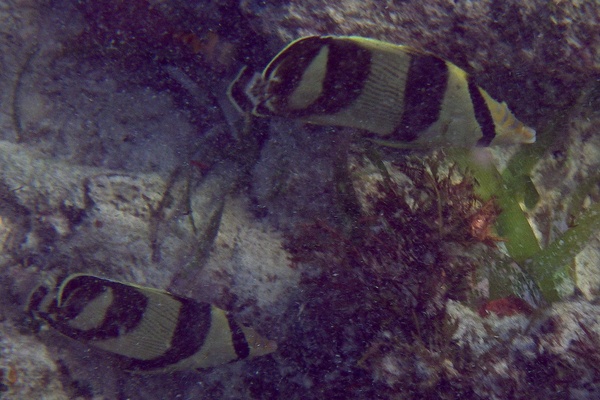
[26,274,277,373]
[228,35,536,147]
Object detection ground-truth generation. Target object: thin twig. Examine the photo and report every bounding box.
[11,45,39,143]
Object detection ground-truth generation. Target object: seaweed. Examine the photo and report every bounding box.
[528,201,600,301]
[281,154,499,397]
[445,83,600,302]
[278,118,600,394]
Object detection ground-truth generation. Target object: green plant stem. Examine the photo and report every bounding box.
[527,201,600,302]
[446,148,541,262]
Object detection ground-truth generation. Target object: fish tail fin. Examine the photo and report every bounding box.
[482,90,536,144]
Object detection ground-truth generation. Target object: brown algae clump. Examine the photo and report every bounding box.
[282,152,504,395]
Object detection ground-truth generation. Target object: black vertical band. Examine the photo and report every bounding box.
[393,54,448,141]
[262,36,371,118]
[300,37,371,116]
[226,313,250,360]
[468,78,496,147]
[54,276,148,341]
[262,36,325,114]
[125,299,213,371]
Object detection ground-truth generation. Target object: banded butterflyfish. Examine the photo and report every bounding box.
[26,274,277,373]
[228,35,536,148]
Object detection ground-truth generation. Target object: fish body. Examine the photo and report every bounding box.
[228,35,536,147]
[26,274,276,373]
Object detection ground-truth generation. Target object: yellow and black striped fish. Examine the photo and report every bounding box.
[26,274,277,373]
[228,35,536,147]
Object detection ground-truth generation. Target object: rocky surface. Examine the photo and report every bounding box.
[0,0,598,399]
[240,0,600,128]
